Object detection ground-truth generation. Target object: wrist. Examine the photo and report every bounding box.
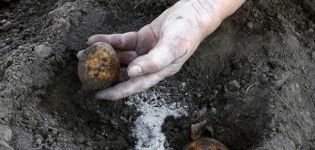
[187,0,245,37]
[193,0,245,19]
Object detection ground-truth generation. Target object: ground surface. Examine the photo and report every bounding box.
[0,0,315,149]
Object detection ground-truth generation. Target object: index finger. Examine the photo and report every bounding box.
[88,32,138,50]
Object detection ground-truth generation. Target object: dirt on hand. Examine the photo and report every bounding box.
[0,0,315,150]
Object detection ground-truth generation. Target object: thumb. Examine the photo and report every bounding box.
[127,38,186,78]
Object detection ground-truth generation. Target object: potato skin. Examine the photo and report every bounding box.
[184,138,228,150]
[78,42,120,90]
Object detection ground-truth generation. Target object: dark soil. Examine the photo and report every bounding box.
[0,0,315,150]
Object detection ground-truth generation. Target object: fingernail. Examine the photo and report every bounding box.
[128,65,143,77]
[77,50,85,60]
[87,36,94,45]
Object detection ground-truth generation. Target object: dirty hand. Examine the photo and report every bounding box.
[85,0,245,100]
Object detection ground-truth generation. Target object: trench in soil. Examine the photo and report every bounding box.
[39,53,138,149]
[37,42,269,149]
[5,0,312,149]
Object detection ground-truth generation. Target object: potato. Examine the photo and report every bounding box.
[78,42,120,90]
[184,138,228,150]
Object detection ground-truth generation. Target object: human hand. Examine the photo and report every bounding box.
[83,0,245,100]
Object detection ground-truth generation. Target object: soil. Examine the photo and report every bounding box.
[0,0,315,150]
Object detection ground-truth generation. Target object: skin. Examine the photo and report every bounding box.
[81,0,246,100]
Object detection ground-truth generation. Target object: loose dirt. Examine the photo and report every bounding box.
[0,0,314,149]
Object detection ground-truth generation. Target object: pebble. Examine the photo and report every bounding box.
[34,134,43,140]
[247,22,254,29]
[1,21,12,31]
[228,80,241,91]
[197,107,207,118]
[0,43,6,48]
[311,51,315,60]
[0,125,13,150]
[34,44,52,58]
[48,127,58,135]
[164,142,170,148]
[0,125,12,142]
[0,142,13,150]
[210,107,217,114]
[35,138,42,146]
[46,135,54,144]
[196,92,202,98]
[261,74,269,83]
[0,19,6,25]
[75,134,85,144]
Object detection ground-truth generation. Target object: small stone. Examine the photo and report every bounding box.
[0,43,6,48]
[0,125,13,150]
[240,80,246,86]
[196,92,202,98]
[75,134,85,144]
[261,74,269,83]
[0,141,13,150]
[1,21,12,31]
[164,142,170,148]
[0,19,6,25]
[34,44,52,58]
[273,72,291,87]
[35,138,42,146]
[0,125,12,142]
[34,134,43,140]
[247,22,254,29]
[46,135,54,144]
[22,111,30,119]
[48,127,58,135]
[210,107,217,114]
[311,51,315,60]
[197,107,207,118]
[228,80,241,91]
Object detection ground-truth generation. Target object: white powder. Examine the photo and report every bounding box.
[127,90,187,150]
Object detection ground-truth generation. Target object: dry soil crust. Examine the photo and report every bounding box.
[0,0,315,150]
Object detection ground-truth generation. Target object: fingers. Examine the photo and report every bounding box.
[95,63,183,101]
[127,37,187,78]
[95,70,164,101]
[76,50,85,61]
[88,25,158,55]
[88,32,138,50]
[134,24,158,55]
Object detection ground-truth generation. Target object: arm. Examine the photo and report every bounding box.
[86,0,246,100]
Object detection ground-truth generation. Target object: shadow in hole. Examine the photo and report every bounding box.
[162,85,270,150]
[0,0,18,8]
[39,53,137,149]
